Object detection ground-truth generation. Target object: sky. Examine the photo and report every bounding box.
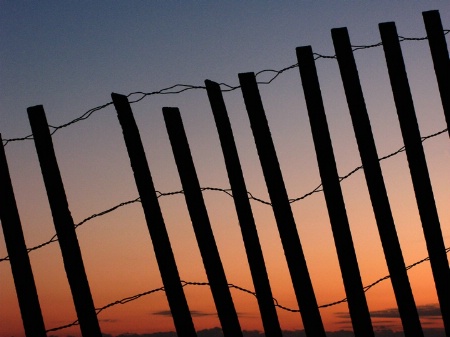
[1,1,450,336]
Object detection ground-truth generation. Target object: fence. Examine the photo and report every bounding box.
[1,9,449,337]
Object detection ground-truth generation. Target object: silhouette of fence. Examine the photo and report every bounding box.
[1,9,450,337]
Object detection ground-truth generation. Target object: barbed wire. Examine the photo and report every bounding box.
[2,30,449,146]
[46,246,450,332]
[0,126,446,263]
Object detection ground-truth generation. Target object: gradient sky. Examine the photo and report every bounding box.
[1,2,450,336]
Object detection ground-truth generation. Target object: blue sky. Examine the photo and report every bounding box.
[2,1,449,134]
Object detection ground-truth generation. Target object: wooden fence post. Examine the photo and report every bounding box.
[111,93,197,337]
[238,72,326,337]
[205,80,283,337]
[0,136,47,337]
[331,27,424,337]
[379,22,450,335]
[296,46,374,337]
[162,107,243,337]
[422,10,450,135]
[27,105,102,337]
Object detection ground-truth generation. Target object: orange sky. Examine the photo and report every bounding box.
[1,2,450,337]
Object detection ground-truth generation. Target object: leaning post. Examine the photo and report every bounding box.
[239,72,326,337]
[0,135,47,337]
[422,10,450,135]
[331,27,424,336]
[163,107,243,337]
[205,80,283,337]
[111,93,197,337]
[27,105,102,337]
[379,22,450,335]
[296,45,374,337]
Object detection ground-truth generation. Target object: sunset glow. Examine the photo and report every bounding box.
[1,2,449,337]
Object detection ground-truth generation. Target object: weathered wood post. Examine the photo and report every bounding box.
[422,10,450,135]
[239,72,326,337]
[163,107,243,337]
[0,135,47,337]
[380,22,450,335]
[331,27,424,336]
[27,105,102,337]
[296,46,374,337]
[111,93,197,337]
[205,80,283,337]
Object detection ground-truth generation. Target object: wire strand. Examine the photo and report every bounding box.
[0,126,446,263]
[45,246,450,332]
[2,30,448,146]
[1,30,448,334]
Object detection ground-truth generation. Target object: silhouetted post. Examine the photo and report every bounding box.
[0,137,47,337]
[205,80,283,337]
[296,46,374,337]
[379,22,450,335]
[423,10,450,135]
[111,94,197,337]
[238,72,326,337]
[162,108,243,337]
[27,105,102,337]
[331,27,424,337]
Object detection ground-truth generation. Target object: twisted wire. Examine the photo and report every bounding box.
[3,30,448,146]
[1,29,448,333]
[45,246,450,332]
[2,125,441,331]
[0,127,446,263]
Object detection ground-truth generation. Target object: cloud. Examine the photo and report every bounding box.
[370,308,401,318]
[332,303,446,336]
[370,303,442,318]
[416,304,443,317]
[152,310,172,316]
[100,318,119,323]
[152,310,254,318]
[152,310,217,317]
[114,332,185,337]
[336,303,442,319]
[373,328,405,336]
[197,328,224,337]
[99,327,447,337]
[191,311,218,317]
